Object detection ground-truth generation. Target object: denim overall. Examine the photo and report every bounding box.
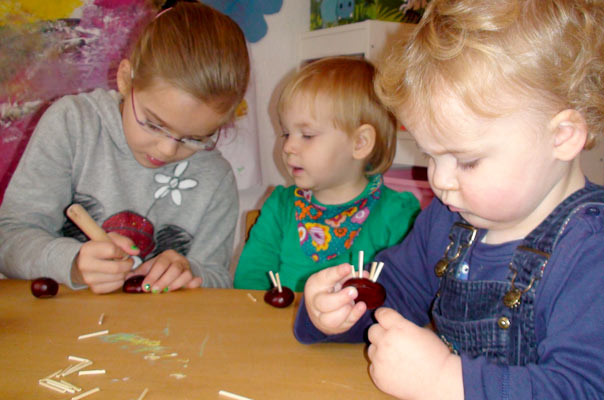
[431,181,604,366]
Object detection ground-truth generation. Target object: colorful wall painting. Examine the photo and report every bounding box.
[0,0,266,203]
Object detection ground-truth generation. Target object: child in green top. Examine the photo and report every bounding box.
[234,57,420,291]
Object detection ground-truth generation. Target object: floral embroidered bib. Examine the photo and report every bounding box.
[295,174,383,262]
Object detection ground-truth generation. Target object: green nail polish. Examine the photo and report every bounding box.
[163,287,169,293]
[131,245,139,250]
[144,283,151,291]
[152,288,159,294]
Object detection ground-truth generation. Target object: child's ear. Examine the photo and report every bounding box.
[549,109,587,161]
[116,59,133,97]
[352,124,376,160]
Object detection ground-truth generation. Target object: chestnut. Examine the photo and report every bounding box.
[122,275,146,293]
[264,286,294,308]
[342,277,386,309]
[31,277,59,298]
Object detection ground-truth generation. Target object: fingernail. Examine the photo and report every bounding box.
[131,245,139,250]
[347,287,356,297]
[163,287,169,293]
[152,288,159,294]
[144,283,151,292]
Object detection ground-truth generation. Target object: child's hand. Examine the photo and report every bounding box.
[132,249,202,293]
[72,232,139,294]
[304,263,367,335]
[367,308,464,400]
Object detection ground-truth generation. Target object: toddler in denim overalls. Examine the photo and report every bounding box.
[293,0,604,399]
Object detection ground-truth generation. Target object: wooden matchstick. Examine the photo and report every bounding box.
[77,329,109,340]
[372,262,385,282]
[358,250,364,278]
[78,369,106,375]
[268,271,278,288]
[218,390,254,400]
[71,387,100,400]
[68,356,90,363]
[275,273,283,293]
[60,361,93,377]
[369,262,377,281]
[136,388,149,400]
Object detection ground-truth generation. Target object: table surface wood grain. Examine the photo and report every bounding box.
[0,280,392,399]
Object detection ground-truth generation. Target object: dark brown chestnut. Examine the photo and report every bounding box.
[31,277,59,298]
[122,275,146,293]
[342,277,386,309]
[264,286,294,308]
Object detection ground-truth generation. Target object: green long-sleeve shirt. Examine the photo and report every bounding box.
[234,182,420,291]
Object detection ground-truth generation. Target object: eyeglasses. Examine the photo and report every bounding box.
[130,85,221,151]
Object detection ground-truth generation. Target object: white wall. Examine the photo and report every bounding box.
[230,0,308,274]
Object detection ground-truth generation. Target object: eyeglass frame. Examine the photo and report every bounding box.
[130,84,221,151]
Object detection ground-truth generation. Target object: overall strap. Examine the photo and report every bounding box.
[507,181,604,305]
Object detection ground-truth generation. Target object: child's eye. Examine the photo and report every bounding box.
[458,159,480,170]
[145,121,163,132]
[281,132,290,139]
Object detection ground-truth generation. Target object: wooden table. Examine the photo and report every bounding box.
[0,280,392,399]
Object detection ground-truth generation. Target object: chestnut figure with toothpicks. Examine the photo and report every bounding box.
[234,57,420,293]
[294,1,604,399]
[264,271,294,308]
[341,253,386,310]
[0,3,250,294]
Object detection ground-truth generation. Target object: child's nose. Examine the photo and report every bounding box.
[282,136,296,154]
[156,136,180,157]
[430,159,457,192]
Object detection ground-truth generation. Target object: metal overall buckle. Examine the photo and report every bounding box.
[503,246,549,308]
[434,222,478,277]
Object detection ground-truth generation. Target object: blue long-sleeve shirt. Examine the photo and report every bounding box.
[294,197,604,399]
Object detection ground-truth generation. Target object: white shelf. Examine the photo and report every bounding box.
[298,20,416,65]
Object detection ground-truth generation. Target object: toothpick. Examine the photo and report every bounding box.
[136,388,149,400]
[369,262,377,281]
[71,387,100,400]
[68,356,90,363]
[275,273,283,293]
[97,313,104,325]
[45,369,63,379]
[246,293,257,302]
[350,264,356,277]
[218,390,254,400]
[39,378,75,393]
[372,262,385,282]
[39,379,69,393]
[268,271,277,288]
[60,380,82,392]
[358,250,364,278]
[78,329,109,340]
[78,369,106,375]
[59,360,93,377]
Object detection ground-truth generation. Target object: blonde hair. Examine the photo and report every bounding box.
[376,0,604,149]
[129,2,250,120]
[278,56,398,175]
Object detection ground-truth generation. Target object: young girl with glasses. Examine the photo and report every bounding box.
[0,2,249,294]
